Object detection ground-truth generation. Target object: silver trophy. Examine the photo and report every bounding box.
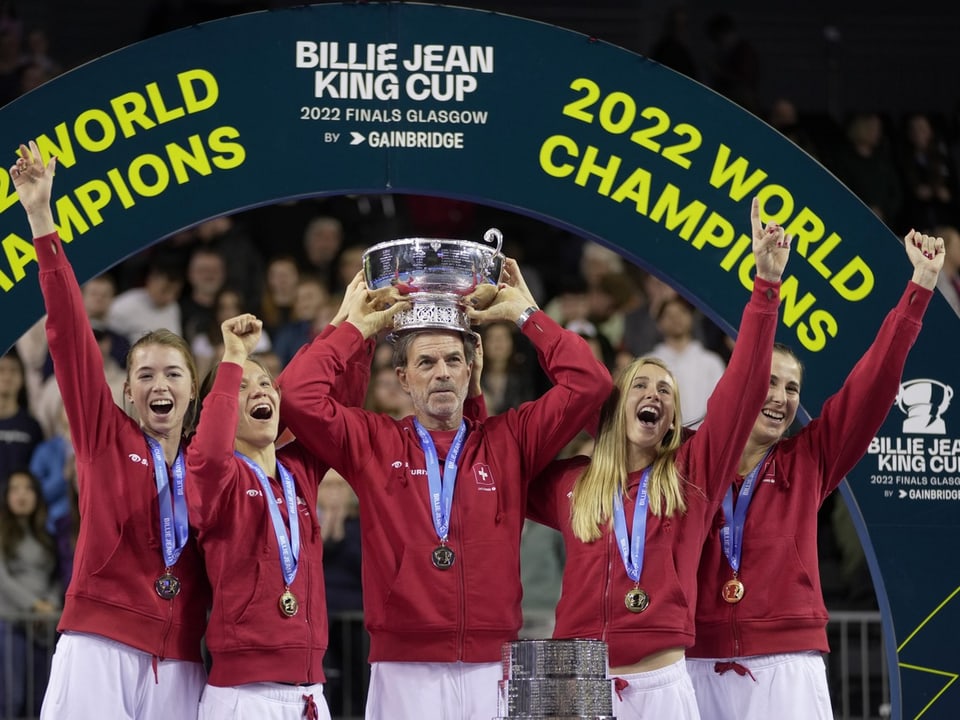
[496,639,616,720]
[362,227,505,335]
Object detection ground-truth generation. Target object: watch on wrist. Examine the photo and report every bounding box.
[516,305,539,329]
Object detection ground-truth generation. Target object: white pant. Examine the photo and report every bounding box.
[40,631,206,720]
[611,658,701,720]
[687,651,834,720]
[200,682,332,720]
[365,661,500,720]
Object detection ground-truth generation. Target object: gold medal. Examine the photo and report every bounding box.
[154,569,181,600]
[624,587,650,613]
[722,577,745,604]
[431,544,456,570]
[279,588,300,617]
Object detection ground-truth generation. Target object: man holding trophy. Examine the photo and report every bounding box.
[278,229,612,719]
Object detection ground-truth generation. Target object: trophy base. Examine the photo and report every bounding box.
[390,292,472,336]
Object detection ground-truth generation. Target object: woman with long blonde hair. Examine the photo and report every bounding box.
[527,198,789,720]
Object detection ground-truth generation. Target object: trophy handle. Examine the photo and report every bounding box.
[483,227,504,254]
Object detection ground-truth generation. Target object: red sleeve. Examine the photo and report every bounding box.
[527,456,587,530]
[509,311,613,479]
[683,277,781,502]
[464,393,488,422]
[277,322,380,475]
[800,281,932,499]
[33,232,123,461]
[185,362,244,528]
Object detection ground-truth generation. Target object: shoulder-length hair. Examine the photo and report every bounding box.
[570,356,687,542]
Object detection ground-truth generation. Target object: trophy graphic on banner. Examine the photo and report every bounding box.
[362,227,505,336]
[496,639,617,719]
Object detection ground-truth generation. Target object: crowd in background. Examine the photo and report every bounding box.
[2,3,960,717]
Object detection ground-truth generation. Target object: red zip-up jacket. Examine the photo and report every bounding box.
[690,282,932,659]
[278,311,611,663]
[184,326,372,686]
[527,278,781,668]
[36,232,209,661]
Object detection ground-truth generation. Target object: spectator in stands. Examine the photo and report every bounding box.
[301,215,345,290]
[318,468,366,717]
[192,215,265,313]
[688,228,946,720]
[831,112,903,228]
[478,321,537,415]
[0,469,61,717]
[0,349,43,484]
[649,4,699,80]
[29,402,74,538]
[259,255,299,334]
[622,271,680,357]
[272,275,332,367]
[108,253,185,343]
[897,112,957,230]
[650,297,727,429]
[704,12,759,113]
[933,224,960,315]
[180,246,227,345]
[767,97,819,159]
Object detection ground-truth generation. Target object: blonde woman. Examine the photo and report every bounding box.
[527,199,789,720]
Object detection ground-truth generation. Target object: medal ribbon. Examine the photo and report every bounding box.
[237,453,301,587]
[720,448,774,574]
[612,468,651,585]
[413,419,467,543]
[145,436,189,569]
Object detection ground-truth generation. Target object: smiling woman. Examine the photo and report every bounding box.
[10,139,210,719]
[525,198,789,720]
[184,288,376,719]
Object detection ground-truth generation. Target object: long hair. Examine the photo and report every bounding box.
[0,469,56,561]
[570,357,686,542]
[126,328,200,434]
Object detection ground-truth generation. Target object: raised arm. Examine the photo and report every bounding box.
[689,197,789,500]
[185,314,264,526]
[802,228,944,497]
[469,258,613,478]
[12,141,120,460]
[278,281,408,474]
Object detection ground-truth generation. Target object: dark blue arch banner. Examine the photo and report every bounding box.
[0,4,957,717]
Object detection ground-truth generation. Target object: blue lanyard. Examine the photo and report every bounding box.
[236,453,301,587]
[413,419,467,543]
[720,448,773,574]
[145,436,188,569]
[612,468,651,584]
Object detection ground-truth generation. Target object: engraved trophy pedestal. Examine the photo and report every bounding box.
[362,227,505,336]
[495,639,616,720]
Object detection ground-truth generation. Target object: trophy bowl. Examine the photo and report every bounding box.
[362,227,505,335]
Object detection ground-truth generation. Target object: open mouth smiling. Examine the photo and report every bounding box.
[637,405,661,425]
[250,403,274,420]
[150,399,174,415]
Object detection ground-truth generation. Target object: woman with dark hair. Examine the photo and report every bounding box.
[688,229,946,720]
[185,298,379,719]
[12,140,209,719]
[0,348,43,484]
[0,469,61,717]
